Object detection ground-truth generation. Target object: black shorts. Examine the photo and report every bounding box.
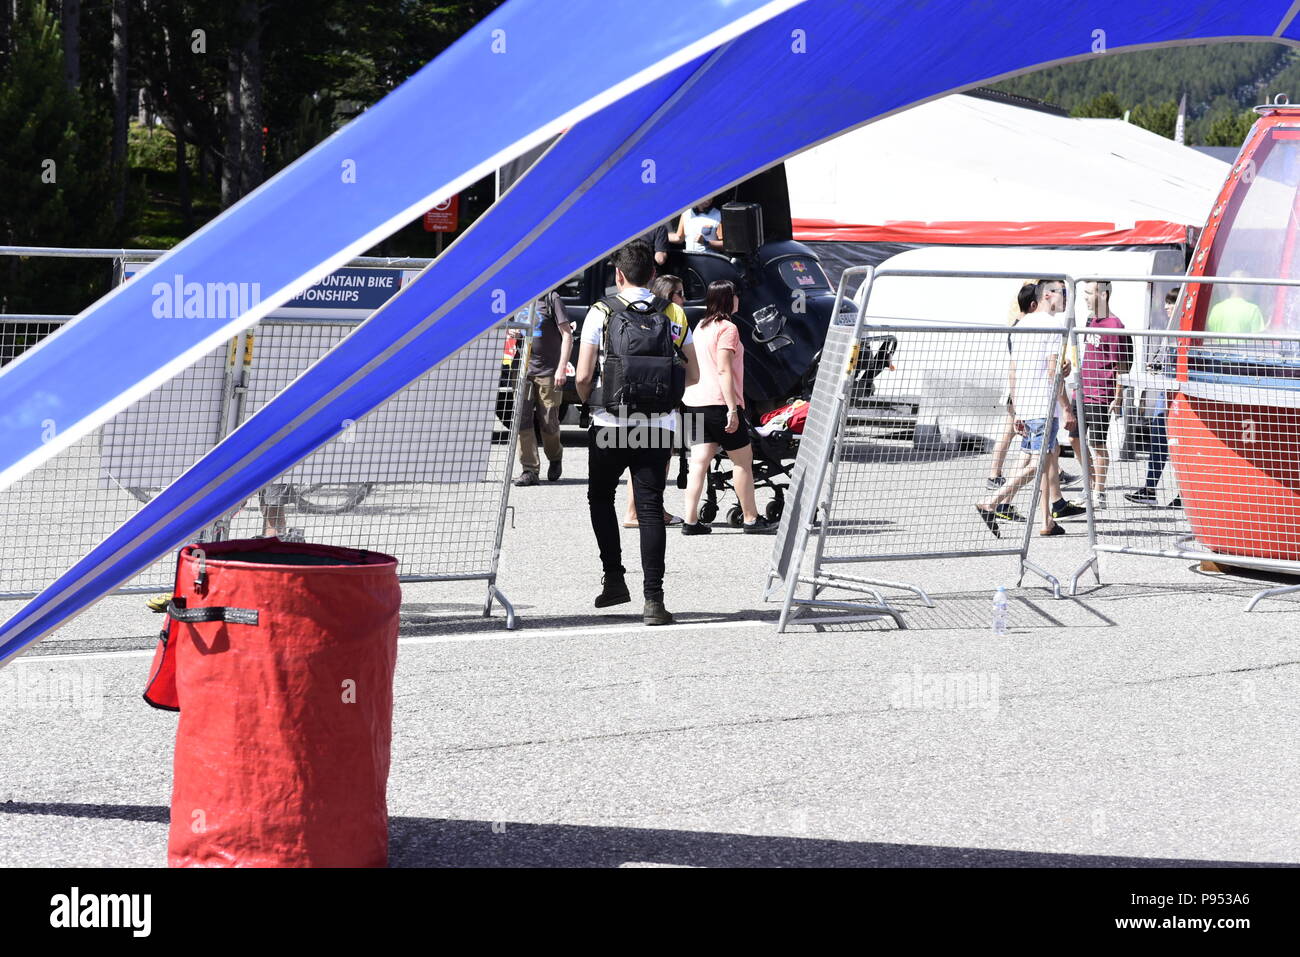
[1083,403,1111,444]
[682,404,751,452]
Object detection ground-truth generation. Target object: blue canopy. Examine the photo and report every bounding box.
[3,0,1298,664]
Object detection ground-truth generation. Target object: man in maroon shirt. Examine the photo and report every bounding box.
[1079,281,1133,507]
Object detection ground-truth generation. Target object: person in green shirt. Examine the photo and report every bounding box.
[1206,276,1266,335]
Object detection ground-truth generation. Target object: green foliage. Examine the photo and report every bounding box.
[1203,109,1256,149]
[129,123,185,173]
[1130,99,1178,138]
[995,42,1294,145]
[125,124,221,248]
[1071,92,1124,119]
[0,0,122,314]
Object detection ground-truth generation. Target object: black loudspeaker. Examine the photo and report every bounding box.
[721,202,764,255]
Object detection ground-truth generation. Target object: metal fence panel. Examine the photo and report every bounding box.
[766,277,861,596]
[816,324,1068,564]
[0,311,527,626]
[224,319,524,585]
[1068,323,1300,610]
[0,316,231,596]
[767,268,1073,630]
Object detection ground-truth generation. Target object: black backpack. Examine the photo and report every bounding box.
[590,294,685,414]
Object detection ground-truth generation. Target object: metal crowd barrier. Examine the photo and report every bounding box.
[0,247,529,629]
[765,267,1073,631]
[1066,274,1300,612]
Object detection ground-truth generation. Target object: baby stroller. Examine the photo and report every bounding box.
[695,415,801,526]
[689,334,897,525]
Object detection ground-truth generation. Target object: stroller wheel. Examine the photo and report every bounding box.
[727,506,745,528]
[700,502,718,524]
[765,499,784,521]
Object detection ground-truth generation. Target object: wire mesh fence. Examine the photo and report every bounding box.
[1068,321,1300,609]
[225,318,526,589]
[821,323,1074,560]
[0,311,528,622]
[768,268,1073,630]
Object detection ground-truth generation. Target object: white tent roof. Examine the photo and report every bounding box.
[788,93,1230,232]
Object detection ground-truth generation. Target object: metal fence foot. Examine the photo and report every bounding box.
[1021,559,1062,599]
[785,598,906,630]
[485,585,517,629]
[1245,582,1300,613]
[1069,555,1099,596]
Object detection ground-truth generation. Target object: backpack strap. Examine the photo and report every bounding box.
[595,293,685,357]
[592,295,620,357]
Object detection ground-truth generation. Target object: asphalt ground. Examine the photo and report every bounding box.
[1,433,1298,867]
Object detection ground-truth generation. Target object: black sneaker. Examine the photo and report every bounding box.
[994,504,1026,522]
[1052,500,1086,519]
[1059,470,1081,488]
[547,460,562,482]
[1124,487,1157,505]
[513,471,539,487]
[682,521,712,535]
[743,516,778,534]
[643,599,674,626]
[594,575,631,608]
[985,475,1006,490]
[974,506,1001,538]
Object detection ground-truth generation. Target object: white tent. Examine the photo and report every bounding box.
[789,91,1230,246]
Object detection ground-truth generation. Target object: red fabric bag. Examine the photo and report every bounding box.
[143,539,400,867]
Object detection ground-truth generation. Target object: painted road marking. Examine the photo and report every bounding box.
[8,618,773,664]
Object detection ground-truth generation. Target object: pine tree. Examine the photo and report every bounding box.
[1071,92,1124,118]
[0,0,119,315]
[1204,109,1257,148]
[1130,99,1179,138]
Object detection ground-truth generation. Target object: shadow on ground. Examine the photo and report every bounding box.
[398,604,780,637]
[0,802,1278,868]
[787,579,1300,633]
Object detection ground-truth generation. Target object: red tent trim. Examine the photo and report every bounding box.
[792,218,1190,246]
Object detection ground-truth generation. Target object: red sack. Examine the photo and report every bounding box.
[143,539,400,868]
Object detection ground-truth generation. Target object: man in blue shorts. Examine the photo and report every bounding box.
[976,282,1083,537]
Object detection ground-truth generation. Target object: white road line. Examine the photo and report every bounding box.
[399,618,770,646]
[8,618,772,664]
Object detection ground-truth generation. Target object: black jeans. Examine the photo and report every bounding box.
[587,426,674,601]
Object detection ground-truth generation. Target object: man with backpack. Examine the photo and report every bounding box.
[575,240,699,625]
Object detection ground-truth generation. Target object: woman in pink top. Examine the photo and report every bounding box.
[680,280,776,534]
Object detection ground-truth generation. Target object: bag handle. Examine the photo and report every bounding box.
[167,597,260,626]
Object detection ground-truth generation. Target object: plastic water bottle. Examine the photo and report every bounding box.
[992,587,1009,637]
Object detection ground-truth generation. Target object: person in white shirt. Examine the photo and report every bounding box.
[976,280,1080,537]
[672,198,724,253]
[575,241,699,625]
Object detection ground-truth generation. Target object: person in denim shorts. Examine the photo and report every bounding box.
[977,281,1083,537]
